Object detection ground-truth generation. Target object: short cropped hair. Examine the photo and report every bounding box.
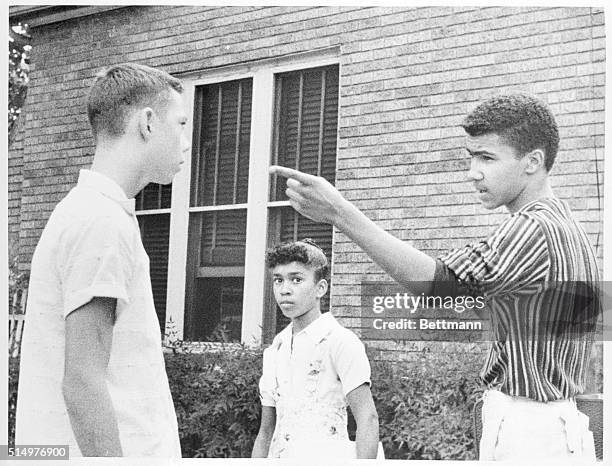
[266,238,330,282]
[461,93,559,172]
[87,62,183,140]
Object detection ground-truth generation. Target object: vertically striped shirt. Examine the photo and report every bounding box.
[436,197,600,402]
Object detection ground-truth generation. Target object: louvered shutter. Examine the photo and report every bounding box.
[269,65,339,336]
[191,79,252,207]
[135,185,172,333]
[137,214,170,332]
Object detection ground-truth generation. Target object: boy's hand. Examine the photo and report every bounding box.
[269,165,347,225]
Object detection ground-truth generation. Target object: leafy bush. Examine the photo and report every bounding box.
[165,346,484,459]
[371,353,483,460]
[165,347,263,458]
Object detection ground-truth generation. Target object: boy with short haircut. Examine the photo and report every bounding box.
[16,62,190,457]
[271,94,599,461]
[252,239,381,459]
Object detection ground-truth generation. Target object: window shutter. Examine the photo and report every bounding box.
[135,184,172,333]
[137,214,170,332]
[192,79,252,207]
[272,65,338,201]
[199,210,247,266]
[137,183,172,210]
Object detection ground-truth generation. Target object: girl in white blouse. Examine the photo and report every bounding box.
[252,239,382,459]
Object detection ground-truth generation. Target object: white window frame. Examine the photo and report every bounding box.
[165,48,340,346]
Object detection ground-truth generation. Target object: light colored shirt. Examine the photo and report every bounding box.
[436,197,600,402]
[16,169,181,457]
[259,312,371,458]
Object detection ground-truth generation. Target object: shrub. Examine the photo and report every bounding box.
[165,346,484,459]
[165,347,263,458]
[371,352,483,460]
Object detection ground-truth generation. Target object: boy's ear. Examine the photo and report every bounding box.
[137,107,155,141]
[316,279,329,298]
[524,148,545,174]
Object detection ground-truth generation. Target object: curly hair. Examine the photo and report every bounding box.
[87,62,183,140]
[266,238,330,282]
[461,93,559,171]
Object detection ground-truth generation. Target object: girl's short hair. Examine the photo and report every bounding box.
[266,238,330,282]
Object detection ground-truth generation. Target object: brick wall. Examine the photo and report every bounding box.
[11,6,605,358]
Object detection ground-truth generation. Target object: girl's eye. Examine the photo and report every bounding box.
[293,278,302,284]
[273,278,282,285]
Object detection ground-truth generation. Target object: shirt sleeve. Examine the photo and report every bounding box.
[330,329,372,397]
[259,345,277,407]
[438,212,549,297]
[58,216,135,318]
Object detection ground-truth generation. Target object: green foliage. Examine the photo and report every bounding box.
[8,23,30,137]
[371,352,483,460]
[165,348,263,458]
[165,347,484,459]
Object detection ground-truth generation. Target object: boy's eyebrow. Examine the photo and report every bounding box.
[272,271,304,276]
[465,148,493,156]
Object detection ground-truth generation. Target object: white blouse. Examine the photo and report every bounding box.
[259,312,371,458]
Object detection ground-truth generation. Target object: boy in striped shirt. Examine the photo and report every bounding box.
[270,93,599,461]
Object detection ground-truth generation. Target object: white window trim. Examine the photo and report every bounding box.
[189,203,249,213]
[135,208,171,216]
[165,48,340,346]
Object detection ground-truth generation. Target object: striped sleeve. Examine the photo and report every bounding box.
[438,212,550,297]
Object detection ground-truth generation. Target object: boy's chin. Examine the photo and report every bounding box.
[480,199,502,210]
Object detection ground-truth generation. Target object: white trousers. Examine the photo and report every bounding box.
[479,390,595,461]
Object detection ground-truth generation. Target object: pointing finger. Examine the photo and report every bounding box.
[270,165,317,185]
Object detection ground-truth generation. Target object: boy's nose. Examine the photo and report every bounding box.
[467,161,484,181]
[467,169,483,181]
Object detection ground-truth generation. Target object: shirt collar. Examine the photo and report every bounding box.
[516,196,563,215]
[77,169,136,215]
[290,312,337,344]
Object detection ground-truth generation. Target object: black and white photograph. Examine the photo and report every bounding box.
[6,3,607,463]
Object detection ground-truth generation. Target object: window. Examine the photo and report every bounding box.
[170,51,340,344]
[135,183,172,333]
[266,65,338,339]
[184,79,252,342]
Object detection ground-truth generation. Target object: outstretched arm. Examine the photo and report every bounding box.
[270,165,436,294]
